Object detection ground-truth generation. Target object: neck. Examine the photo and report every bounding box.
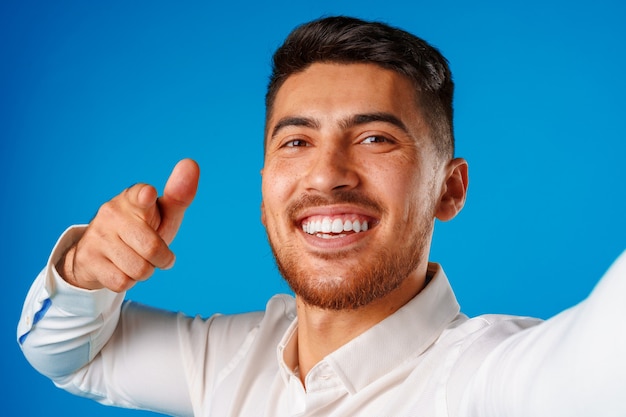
[294,269,427,385]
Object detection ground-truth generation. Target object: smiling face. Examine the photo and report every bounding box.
[261,63,463,310]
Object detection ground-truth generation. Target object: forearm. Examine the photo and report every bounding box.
[18,226,196,415]
[461,251,626,417]
[17,226,124,378]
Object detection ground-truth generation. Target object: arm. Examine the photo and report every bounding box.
[460,251,626,417]
[55,159,200,293]
[18,226,124,378]
[18,159,201,414]
[18,228,198,415]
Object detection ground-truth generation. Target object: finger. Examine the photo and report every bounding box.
[75,230,164,291]
[118,221,175,270]
[96,195,175,270]
[86,261,139,293]
[68,192,168,289]
[125,183,158,209]
[107,236,158,282]
[123,183,161,230]
[71,240,138,292]
[157,159,200,244]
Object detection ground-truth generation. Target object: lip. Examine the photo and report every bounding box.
[300,228,372,250]
[294,204,380,224]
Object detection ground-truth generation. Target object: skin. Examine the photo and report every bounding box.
[261,63,468,383]
[56,159,200,292]
[57,62,467,389]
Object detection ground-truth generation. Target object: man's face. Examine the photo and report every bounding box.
[261,63,448,310]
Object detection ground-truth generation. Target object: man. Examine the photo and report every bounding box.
[18,16,625,417]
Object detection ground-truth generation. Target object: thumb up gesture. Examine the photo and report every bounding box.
[56,159,200,292]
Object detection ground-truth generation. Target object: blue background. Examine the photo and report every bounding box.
[1,0,624,415]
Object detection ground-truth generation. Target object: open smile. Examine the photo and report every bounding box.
[300,214,377,239]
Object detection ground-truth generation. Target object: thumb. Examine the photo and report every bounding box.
[157,158,200,244]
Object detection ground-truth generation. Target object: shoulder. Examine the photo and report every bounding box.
[442,313,543,352]
[204,294,296,341]
[264,293,297,320]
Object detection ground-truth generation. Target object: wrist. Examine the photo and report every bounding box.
[55,245,102,290]
[55,245,77,285]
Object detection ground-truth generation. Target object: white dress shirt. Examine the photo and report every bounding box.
[18,226,626,416]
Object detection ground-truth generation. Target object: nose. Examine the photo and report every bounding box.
[303,140,359,194]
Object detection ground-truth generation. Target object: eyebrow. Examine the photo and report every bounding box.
[270,117,321,140]
[341,112,409,133]
[270,112,409,140]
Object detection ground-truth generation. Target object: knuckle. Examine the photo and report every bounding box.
[106,270,132,293]
[131,261,155,281]
[142,238,165,260]
[96,201,117,219]
[76,235,101,257]
[92,203,125,232]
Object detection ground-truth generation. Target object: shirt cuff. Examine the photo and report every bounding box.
[17,225,124,344]
[46,225,123,317]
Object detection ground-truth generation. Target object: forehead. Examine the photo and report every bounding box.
[268,63,422,131]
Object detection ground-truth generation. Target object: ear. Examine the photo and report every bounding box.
[435,158,468,222]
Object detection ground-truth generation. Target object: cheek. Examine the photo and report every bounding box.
[261,165,299,224]
[384,171,434,223]
[377,166,418,206]
[262,173,289,207]
[262,157,306,194]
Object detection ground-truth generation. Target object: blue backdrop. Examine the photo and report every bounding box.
[2,0,624,415]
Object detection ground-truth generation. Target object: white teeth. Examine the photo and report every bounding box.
[302,217,369,236]
[321,218,332,233]
[317,233,345,239]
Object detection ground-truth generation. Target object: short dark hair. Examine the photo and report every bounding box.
[266,16,455,158]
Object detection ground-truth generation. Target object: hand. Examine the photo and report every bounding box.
[56,159,200,292]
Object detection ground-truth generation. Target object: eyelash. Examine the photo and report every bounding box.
[281,134,393,148]
[284,139,309,147]
[361,135,392,144]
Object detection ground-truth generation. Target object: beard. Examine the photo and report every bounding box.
[267,191,434,311]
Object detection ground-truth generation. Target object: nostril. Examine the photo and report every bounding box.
[304,160,360,193]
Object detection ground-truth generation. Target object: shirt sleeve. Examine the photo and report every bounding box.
[16,226,197,416]
[17,225,123,377]
[459,250,626,417]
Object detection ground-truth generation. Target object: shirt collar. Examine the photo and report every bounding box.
[276,262,460,394]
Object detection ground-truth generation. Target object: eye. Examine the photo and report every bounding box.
[361,135,392,144]
[283,139,310,148]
